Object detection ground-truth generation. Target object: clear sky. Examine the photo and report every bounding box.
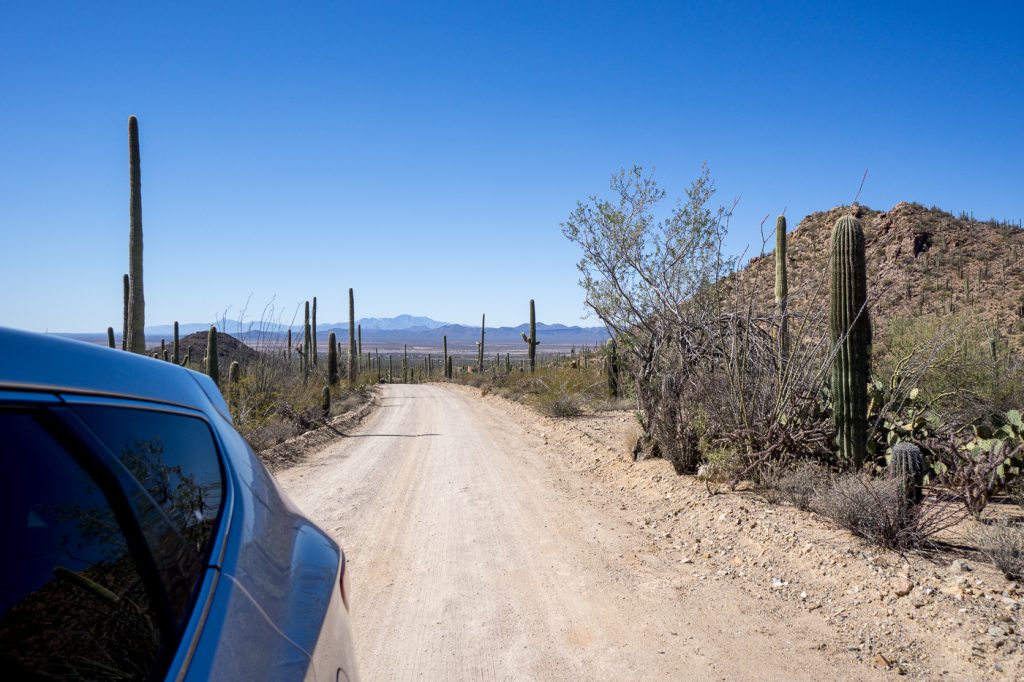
[1,1,1021,332]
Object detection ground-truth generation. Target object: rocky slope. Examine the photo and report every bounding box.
[739,202,1024,348]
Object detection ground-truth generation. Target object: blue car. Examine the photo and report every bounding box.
[0,327,358,681]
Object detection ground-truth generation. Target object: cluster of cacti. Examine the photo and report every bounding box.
[889,442,924,504]
[521,299,538,372]
[830,214,871,468]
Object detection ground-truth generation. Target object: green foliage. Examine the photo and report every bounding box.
[830,214,871,468]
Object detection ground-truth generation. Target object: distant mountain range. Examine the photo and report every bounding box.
[62,315,610,350]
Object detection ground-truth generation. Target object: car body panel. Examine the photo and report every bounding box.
[0,327,357,681]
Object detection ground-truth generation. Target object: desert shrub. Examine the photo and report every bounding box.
[978,521,1024,581]
[878,314,1024,426]
[227,352,372,452]
[533,392,583,418]
[758,461,830,510]
[812,473,965,550]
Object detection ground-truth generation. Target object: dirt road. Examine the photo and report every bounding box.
[276,384,877,681]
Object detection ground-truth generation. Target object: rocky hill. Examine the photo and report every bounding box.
[739,202,1024,348]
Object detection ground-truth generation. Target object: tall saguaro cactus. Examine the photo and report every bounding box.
[121,274,129,351]
[477,314,486,372]
[348,288,357,386]
[521,299,537,372]
[327,331,339,385]
[606,337,620,398]
[172,321,180,364]
[126,116,146,354]
[775,215,789,362]
[830,214,871,468]
[357,324,362,370]
[206,326,219,387]
[312,297,318,366]
[443,335,449,379]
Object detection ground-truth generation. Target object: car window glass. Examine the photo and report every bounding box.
[0,410,163,679]
[71,406,224,623]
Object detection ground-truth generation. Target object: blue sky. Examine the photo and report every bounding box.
[1,1,1021,332]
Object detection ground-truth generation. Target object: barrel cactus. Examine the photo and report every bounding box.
[830,214,871,468]
[229,361,240,383]
[889,442,925,505]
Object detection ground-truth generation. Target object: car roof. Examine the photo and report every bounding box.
[0,326,230,419]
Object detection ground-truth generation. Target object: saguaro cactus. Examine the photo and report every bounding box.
[312,297,318,366]
[321,386,331,416]
[830,214,871,468]
[106,327,116,349]
[478,314,486,372]
[287,328,292,360]
[348,288,357,386]
[357,324,362,370]
[775,215,789,362]
[126,116,146,354]
[521,299,538,372]
[207,326,219,387]
[443,335,449,379]
[121,273,129,351]
[172,321,180,364]
[328,331,339,385]
[229,361,240,383]
[606,337,620,398]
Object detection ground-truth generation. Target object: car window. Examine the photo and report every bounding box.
[71,406,224,626]
[0,410,163,679]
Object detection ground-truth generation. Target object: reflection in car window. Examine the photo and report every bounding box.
[72,406,224,627]
[0,411,162,679]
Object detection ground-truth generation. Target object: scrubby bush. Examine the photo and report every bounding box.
[978,521,1024,581]
[758,461,830,510]
[812,473,965,550]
